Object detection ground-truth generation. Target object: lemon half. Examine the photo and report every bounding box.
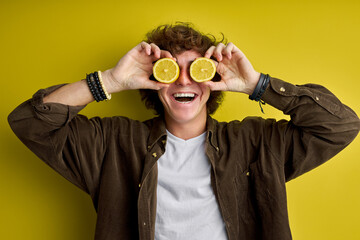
[190,57,216,82]
[153,58,179,83]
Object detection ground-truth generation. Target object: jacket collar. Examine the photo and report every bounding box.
[206,115,219,151]
[147,116,167,150]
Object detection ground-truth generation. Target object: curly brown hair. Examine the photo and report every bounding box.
[139,22,226,115]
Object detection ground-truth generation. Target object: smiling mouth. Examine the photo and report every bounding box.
[173,93,197,103]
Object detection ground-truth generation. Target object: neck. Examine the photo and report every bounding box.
[164,114,207,140]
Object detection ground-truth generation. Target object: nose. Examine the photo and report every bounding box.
[175,69,193,86]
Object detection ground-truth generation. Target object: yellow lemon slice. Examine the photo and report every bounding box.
[190,57,216,82]
[153,58,179,83]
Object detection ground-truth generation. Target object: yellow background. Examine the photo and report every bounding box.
[1,0,359,239]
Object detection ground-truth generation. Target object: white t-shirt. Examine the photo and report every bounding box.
[155,130,228,240]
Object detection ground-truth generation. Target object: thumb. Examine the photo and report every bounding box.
[142,80,168,91]
[202,80,228,92]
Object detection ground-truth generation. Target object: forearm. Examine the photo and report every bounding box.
[43,79,94,106]
[43,70,119,106]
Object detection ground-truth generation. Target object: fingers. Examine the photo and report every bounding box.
[205,42,243,61]
[160,50,175,60]
[202,80,228,92]
[205,43,225,61]
[140,41,152,55]
[139,41,174,60]
[222,42,235,60]
[142,80,169,91]
[214,43,226,61]
[139,42,160,58]
[150,43,161,59]
[204,46,216,59]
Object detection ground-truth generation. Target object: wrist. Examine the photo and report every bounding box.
[86,71,112,102]
[249,73,270,101]
[101,69,123,94]
[243,71,261,95]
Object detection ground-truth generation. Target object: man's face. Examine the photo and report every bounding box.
[158,50,211,126]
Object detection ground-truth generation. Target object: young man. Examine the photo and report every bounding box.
[8,23,360,240]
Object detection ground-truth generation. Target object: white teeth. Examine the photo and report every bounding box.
[173,93,195,97]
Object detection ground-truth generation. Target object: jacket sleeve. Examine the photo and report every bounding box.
[8,85,110,195]
[260,77,360,181]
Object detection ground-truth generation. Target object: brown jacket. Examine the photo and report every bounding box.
[8,77,360,240]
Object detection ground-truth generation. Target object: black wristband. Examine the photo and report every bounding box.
[249,73,270,102]
[249,73,266,101]
[256,74,270,101]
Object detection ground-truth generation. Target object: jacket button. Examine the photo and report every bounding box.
[152,152,157,158]
[216,147,219,152]
[162,140,166,145]
[138,183,141,188]
[143,222,146,226]
[246,171,250,176]
[315,96,319,101]
[280,87,285,92]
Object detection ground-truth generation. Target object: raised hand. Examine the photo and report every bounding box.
[203,42,261,95]
[102,42,174,93]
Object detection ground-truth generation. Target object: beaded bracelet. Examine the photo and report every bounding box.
[93,72,107,101]
[86,71,111,102]
[96,71,111,100]
[86,73,103,102]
